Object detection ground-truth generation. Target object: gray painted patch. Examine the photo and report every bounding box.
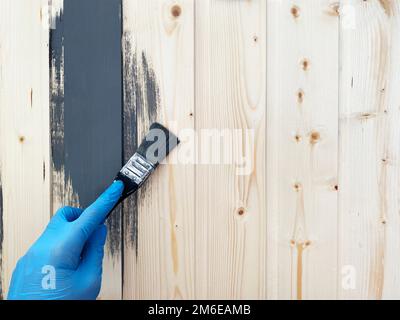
[122,32,161,254]
[50,11,64,175]
[50,0,122,256]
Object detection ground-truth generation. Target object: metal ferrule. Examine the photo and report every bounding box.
[120,153,155,186]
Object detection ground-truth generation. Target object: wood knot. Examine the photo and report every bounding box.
[359,112,376,120]
[290,240,311,247]
[253,35,258,43]
[327,3,340,16]
[297,89,304,104]
[294,134,302,143]
[301,58,310,71]
[334,184,339,191]
[19,135,25,143]
[171,4,182,18]
[30,88,33,107]
[309,131,320,144]
[237,207,246,216]
[291,5,300,18]
[293,182,302,192]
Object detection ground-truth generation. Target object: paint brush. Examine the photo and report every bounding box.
[108,122,179,216]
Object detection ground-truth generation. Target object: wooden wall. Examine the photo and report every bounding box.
[0,0,400,300]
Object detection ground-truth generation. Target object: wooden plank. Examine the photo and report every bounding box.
[380,1,400,299]
[195,0,267,299]
[266,0,339,299]
[338,0,400,299]
[49,0,123,299]
[122,0,195,299]
[0,0,51,298]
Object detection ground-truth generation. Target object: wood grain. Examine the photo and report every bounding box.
[338,0,400,299]
[380,1,400,299]
[0,0,51,298]
[122,0,195,299]
[195,0,267,299]
[2,0,400,300]
[266,0,339,299]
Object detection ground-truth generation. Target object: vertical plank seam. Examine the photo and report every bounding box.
[119,0,125,299]
[193,0,198,298]
[336,0,341,299]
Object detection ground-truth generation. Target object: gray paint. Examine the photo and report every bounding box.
[50,12,64,175]
[141,52,159,123]
[122,33,161,254]
[50,0,122,256]
[122,34,139,253]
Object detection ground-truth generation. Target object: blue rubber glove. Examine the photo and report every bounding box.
[7,180,124,300]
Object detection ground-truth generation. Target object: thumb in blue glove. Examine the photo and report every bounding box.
[7,180,124,300]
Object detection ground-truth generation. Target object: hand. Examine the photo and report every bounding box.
[7,180,124,300]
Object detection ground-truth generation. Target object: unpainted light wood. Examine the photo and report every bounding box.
[380,1,400,299]
[0,0,51,297]
[195,0,267,299]
[266,0,339,299]
[122,0,195,299]
[338,0,400,299]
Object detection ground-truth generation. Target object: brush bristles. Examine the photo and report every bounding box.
[136,122,180,167]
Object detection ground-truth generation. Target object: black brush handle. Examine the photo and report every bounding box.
[106,173,139,218]
[105,122,179,219]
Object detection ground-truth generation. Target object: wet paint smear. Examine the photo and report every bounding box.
[122,34,138,253]
[0,178,3,300]
[141,52,159,123]
[50,0,122,256]
[49,9,64,175]
[122,32,160,254]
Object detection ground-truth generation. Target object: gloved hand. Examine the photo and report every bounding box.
[7,180,124,300]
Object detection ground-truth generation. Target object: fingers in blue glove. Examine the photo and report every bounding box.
[7,181,124,300]
[75,224,108,298]
[78,224,107,273]
[55,206,84,222]
[75,180,124,239]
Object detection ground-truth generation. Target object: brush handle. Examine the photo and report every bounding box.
[104,122,180,219]
[106,174,139,218]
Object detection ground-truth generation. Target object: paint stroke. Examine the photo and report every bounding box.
[50,1,80,208]
[49,3,64,174]
[50,0,122,256]
[122,32,138,252]
[122,31,161,253]
[49,4,70,209]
